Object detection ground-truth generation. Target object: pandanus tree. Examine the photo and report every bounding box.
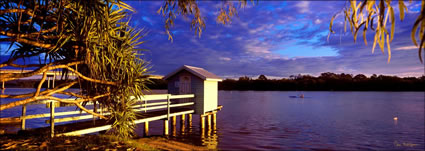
[0,0,149,138]
[0,0,249,138]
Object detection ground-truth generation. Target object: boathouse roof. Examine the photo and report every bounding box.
[163,65,222,81]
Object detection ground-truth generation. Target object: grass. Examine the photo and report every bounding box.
[0,134,158,150]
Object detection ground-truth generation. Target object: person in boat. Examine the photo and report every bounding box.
[299,94,304,98]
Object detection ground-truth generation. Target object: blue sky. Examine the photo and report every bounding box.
[1,1,424,79]
[122,1,425,79]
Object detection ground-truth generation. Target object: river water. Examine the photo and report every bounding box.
[1,89,424,150]
[142,91,424,150]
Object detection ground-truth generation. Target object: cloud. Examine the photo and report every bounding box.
[219,57,231,61]
[314,19,322,24]
[395,45,418,50]
[295,1,310,13]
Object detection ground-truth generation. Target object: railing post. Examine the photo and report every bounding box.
[167,94,170,120]
[144,98,147,113]
[21,105,26,130]
[52,73,55,88]
[93,101,97,125]
[47,77,50,89]
[50,101,55,138]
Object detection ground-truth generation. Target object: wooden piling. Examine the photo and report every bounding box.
[180,120,185,134]
[50,101,55,138]
[213,112,217,131]
[1,81,4,89]
[181,114,186,134]
[181,114,186,122]
[201,125,205,140]
[207,114,211,129]
[144,122,149,136]
[200,115,205,129]
[212,112,217,124]
[21,105,26,130]
[172,116,177,126]
[163,120,169,135]
[188,114,192,127]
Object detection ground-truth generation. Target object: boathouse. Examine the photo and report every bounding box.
[163,65,222,114]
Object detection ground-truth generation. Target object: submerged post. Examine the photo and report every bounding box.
[21,105,26,130]
[163,120,169,135]
[172,116,177,136]
[181,114,186,123]
[207,114,211,129]
[213,112,217,131]
[188,114,192,127]
[172,116,177,126]
[212,112,217,124]
[200,114,205,129]
[144,122,149,136]
[50,101,55,138]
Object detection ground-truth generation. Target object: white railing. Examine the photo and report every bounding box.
[0,94,195,137]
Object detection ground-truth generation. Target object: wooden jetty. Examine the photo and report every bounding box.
[0,65,223,137]
[0,94,222,137]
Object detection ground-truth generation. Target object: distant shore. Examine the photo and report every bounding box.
[3,73,424,91]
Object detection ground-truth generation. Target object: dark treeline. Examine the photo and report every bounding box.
[219,73,425,91]
[5,73,423,91]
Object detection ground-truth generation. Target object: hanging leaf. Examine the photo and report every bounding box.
[411,15,423,46]
[399,0,406,21]
[329,14,337,34]
[390,6,395,42]
[354,21,366,42]
[386,33,391,63]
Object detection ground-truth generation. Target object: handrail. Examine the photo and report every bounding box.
[0,94,195,137]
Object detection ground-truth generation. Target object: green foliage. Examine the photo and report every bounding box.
[0,0,149,138]
[108,97,138,138]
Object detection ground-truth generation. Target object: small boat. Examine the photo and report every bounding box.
[289,95,305,98]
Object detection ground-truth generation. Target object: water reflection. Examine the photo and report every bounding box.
[201,118,218,150]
